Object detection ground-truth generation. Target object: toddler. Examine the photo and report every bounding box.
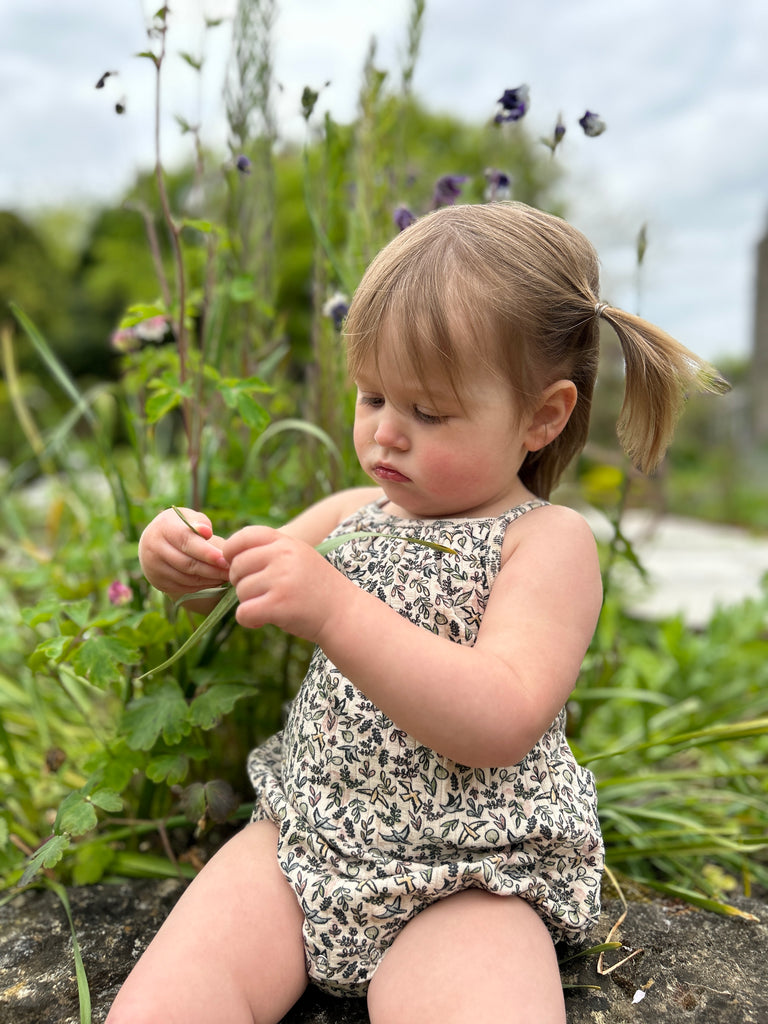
[108,202,726,1024]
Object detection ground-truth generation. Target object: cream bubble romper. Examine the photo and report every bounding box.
[247,499,603,996]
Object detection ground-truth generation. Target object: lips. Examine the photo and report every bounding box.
[373,464,410,483]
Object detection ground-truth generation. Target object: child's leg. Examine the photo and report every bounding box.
[366,889,566,1024]
[106,820,308,1024]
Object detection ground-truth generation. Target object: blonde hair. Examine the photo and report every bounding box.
[345,202,729,499]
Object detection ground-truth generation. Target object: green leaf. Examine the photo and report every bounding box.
[71,635,139,686]
[54,792,98,836]
[22,598,64,627]
[90,788,124,813]
[178,51,203,71]
[20,835,71,885]
[146,752,190,784]
[123,680,190,749]
[83,742,146,794]
[235,392,270,432]
[62,600,94,629]
[120,303,166,327]
[179,781,206,822]
[145,388,181,423]
[189,684,258,729]
[203,779,239,823]
[145,372,194,424]
[28,635,72,669]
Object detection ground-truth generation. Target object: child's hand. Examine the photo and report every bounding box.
[224,526,339,641]
[138,507,230,596]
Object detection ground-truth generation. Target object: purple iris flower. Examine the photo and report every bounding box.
[431,174,468,209]
[484,168,511,202]
[235,154,252,174]
[322,292,349,332]
[495,85,530,123]
[393,205,417,232]
[578,111,606,137]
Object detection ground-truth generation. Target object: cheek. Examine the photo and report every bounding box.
[352,414,367,458]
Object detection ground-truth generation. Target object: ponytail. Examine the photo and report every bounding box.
[599,305,730,473]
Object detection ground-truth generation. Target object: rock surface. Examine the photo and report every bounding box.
[1,880,766,1023]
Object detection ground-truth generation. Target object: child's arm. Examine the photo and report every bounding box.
[224,503,602,768]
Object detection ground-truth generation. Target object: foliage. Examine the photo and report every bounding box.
[0,0,765,934]
[576,587,768,901]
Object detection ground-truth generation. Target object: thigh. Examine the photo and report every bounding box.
[367,890,565,1024]
[107,820,308,1024]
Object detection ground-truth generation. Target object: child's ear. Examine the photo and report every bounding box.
[524,380,578,452]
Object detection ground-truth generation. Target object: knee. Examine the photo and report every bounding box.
[105,994,160,1024]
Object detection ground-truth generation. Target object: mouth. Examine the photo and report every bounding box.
[373,463,410,483]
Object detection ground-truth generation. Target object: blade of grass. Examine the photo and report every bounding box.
[139,530,460,678]
[583,717,768,764]
[0,324,56,473]
[638,879,761,920]
[10,304,96,426]
[44,879,92,1024]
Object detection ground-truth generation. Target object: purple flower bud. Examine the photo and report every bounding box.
[95,70,117,89]
[484,168,511,202]
[322,292,349,331]
[393,206,417,232]
[579,110,606,137]
[108,581,132,606]
[495,85,530,123]
[235,154,252,174]
[431,174,468,209]
[541,115,567,155]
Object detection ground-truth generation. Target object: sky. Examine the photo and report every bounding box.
[2,0,767,365]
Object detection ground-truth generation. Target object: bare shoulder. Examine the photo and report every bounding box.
[280,486,384,546]
[500,501,599,566]
[493,501,603,636]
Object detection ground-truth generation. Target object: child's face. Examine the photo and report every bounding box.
[352,343,535,519]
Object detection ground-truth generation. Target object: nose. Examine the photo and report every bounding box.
[373,409,410,450]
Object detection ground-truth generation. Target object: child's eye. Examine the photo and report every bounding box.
[414,407,445,424]
[358,394,384,408]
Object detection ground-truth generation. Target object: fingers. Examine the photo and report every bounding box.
[139,508,230,594]
[222,525,279,567]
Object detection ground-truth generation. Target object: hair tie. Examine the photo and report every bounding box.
[594,302,608,319]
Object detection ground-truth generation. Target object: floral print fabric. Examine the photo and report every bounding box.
[248,500,603,995]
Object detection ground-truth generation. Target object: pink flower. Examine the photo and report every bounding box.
[108,581,132,606]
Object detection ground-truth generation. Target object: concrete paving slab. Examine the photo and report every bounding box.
[586,509,768,628]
